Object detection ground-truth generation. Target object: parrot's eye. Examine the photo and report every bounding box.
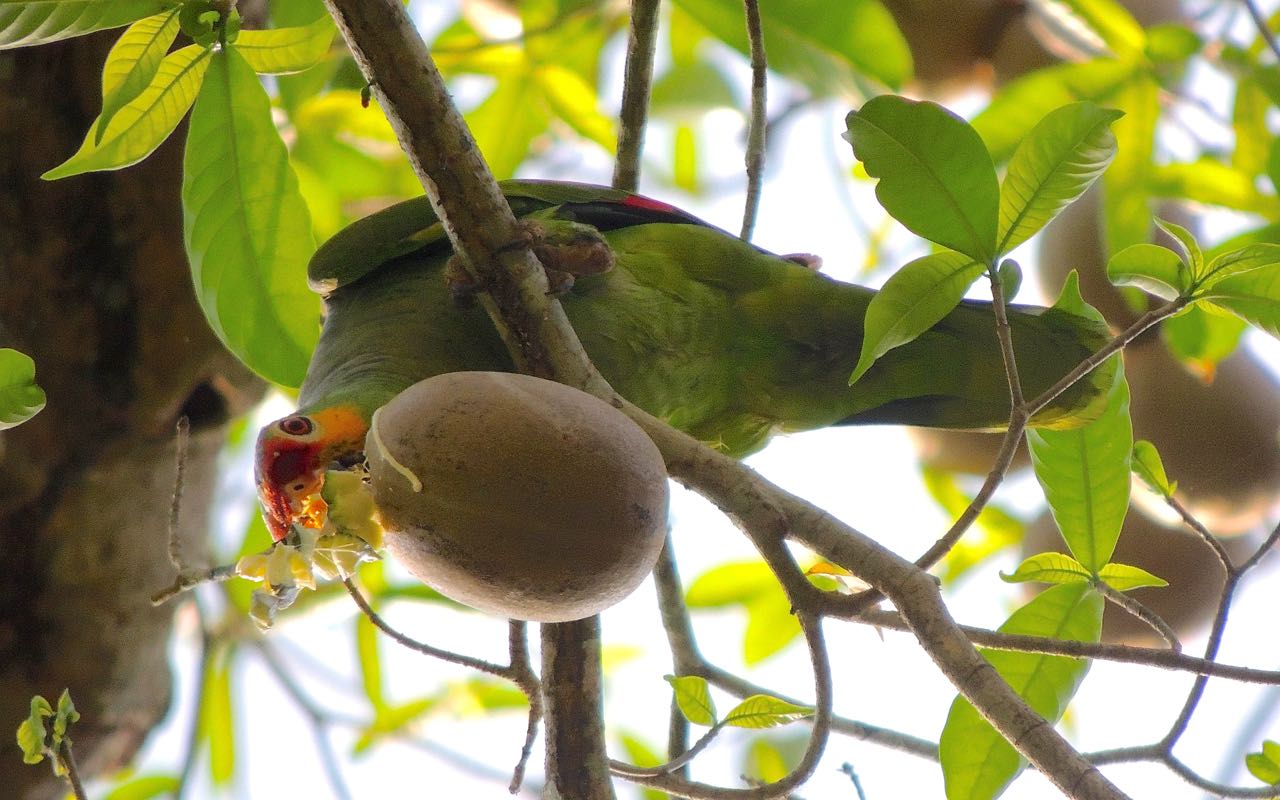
[280,416,314,437]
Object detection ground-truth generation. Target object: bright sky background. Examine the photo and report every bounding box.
[92,3,1280,798]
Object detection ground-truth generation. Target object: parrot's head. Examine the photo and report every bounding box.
[255,405,369,542]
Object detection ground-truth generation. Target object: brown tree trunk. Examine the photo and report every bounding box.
[0,35,263,799]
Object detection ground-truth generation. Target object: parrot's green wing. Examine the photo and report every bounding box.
[308,181,713,294]
[298,181,1115,457]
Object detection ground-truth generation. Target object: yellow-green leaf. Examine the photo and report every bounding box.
[1106,243,1188,300]
[0,0,170,48]
[722,695,812,729]
[0,348,45,430]
[43,43,211,179]
[940,583,1103,800]
[101,774,181,800]
[535,63,614,151]
[97,9,180,140]
[182,45,320,387]
[1247,740,1280,785]
[234,13,335,75]
[200,654,235,786]
[1131,440,1174,497]
[1027,358,1132,572]
[1097,562,1168,591]
[665,675,716,726]
[744,595,802,665]
[1000,552,1091,585]
[850,250,985,384]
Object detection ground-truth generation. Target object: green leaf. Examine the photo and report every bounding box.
[235,13,335,75]
[1106,243,1188,300]
[1149,159,1280,217]
[355,612,385,712]
[940,583,1103,800]
[1144,23,1201,62]
[43,43,211,179]
[0,0,170,48]
[97,9,180,141]
[101,774,181,800]
[665,675,717,726]
[672,0,911,93]
[924,467,1025,585]
[746,737,801,784]
[850,251,985,384]
[1097,562,1168,591]
[355,696,439,753]
[743,594,802,665]
[685,560,779,607]
[16,696,51,764]
[182,46,320,388]
[1154,217,1203,279]
[1161,303,1247,377]
[651,60,738,121]
[200,654,235,786]
[996,259,1023,302]
[997,102,1122,254]
[1232,79,1270,177]
[722,695,812,729]
[1102,75,1158,255]
[0,348,46,430]
[1027,363,1133,572]
[465,70,550,180]
[1131,440,1174,497]
[616,733,666,800]
[1000,552,1091,585]
[1198,263,1280,339]
[845,96,999,262]
[1247,740,1280,785]
[1199,243,1280,288]
[51,689,78,743]
[973,59,1137,162]
[535,64,615,151]
[1054,0,1146,56]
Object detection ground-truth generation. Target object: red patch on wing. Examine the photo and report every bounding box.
[621,194,683,215]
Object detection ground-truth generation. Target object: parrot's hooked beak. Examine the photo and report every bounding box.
[255,406,370,541]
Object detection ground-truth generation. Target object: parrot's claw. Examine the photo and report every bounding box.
[443,255,481,307]
[452,219,617,299]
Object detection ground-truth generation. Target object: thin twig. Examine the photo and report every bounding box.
[506,620,542,794]
[1094,580,1182,653]
[610,611,834,799]
[739,0,767,241]
[844,607,1280,685]
[175,595,211,800]
[1165,493,1235,572]
[168,415,191,572]
[253,642,356,800]
[342,578,511,678]
[987,266,1026,410]
[1242,0,1280,62]
[613,0,661,193]
[59,739,88,800]
[151,563,240,605]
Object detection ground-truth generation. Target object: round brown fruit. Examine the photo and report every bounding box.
[365,371,669,622]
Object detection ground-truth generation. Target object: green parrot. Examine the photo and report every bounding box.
[256,180,1112,541]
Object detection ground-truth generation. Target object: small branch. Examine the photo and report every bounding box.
[342,578,512,678]
[175,596,211,800]
[253,642,356,800]
[1242,0,1280,62]
[845,607,1280,685]
[612,0,661,193]
[1165,493,1234,572]
[611,611,833,799]
[653,536,695,771]
[739,0,767,241]
[987,265,1026,410]
[1026,298,1186,419]
[611,725,722,778]
[506,621,542,795]
[58,739,87,800]
[151,563,239,606]
[168,415,191,572]
[1094,580,1181,653]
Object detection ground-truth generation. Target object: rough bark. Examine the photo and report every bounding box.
[0,35,263,799]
